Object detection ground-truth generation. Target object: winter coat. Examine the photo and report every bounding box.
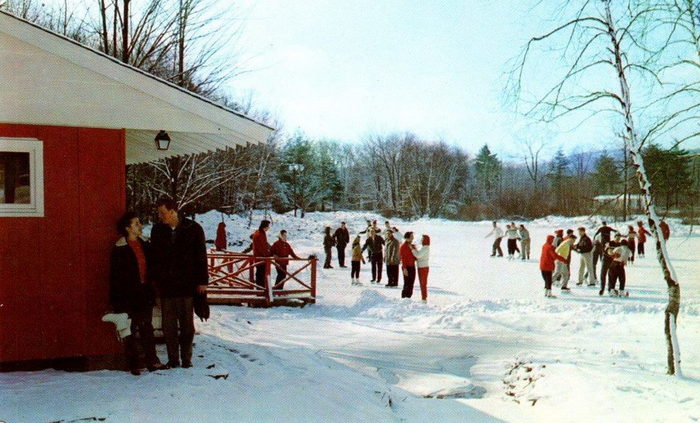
[612,245,632,264]
[324,234,336,249]
[270,239,300,266]
[505,228,519,240]
[413,245,430,268]
[659,221,670,240]
[215,222,227,250]
[252,229,271,257]
[595,226,617,244]
[384,236,400,265]
[400,242,416,267]
[109,236,156,314]
[518,228,530,241]
[333,227,350,247]
[362,235,385,256]
[351,244,364,262]
[487,226,504,239]
[555,239,573,260]
[540,235,565,271]
[150,218,209,298]
[575,234,593,253]
[637,226,650,243]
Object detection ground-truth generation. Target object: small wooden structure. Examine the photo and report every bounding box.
[207,251,317,307]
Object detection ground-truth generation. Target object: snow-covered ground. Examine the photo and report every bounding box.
[2,211,699,423]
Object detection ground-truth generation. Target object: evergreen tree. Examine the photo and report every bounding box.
[642,144,693,211]
[548,148,571,213]
[473,144,501,201]
[592,152,621,195]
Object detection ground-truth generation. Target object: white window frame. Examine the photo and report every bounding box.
[0,137,44,217]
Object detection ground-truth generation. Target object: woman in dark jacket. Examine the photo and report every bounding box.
[110,211,165,375]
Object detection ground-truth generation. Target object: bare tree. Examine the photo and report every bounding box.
[512,0,683,375]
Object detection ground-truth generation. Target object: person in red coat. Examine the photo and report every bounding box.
[400,232,417,299]
[636,221,650,258]
[540,235,566,298]
[214,221,227,251]
[659,219,670,241]
[270,230,300,289]
[252,220,272,287]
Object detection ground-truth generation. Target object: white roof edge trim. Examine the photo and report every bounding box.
[0,10,275,137]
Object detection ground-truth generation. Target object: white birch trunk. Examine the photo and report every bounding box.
[604,1,681,376]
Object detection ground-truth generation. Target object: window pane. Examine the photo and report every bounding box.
[0,152,31,204]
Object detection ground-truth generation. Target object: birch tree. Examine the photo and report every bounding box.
[512,0,684,375]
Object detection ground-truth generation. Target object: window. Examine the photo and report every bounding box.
[0,138,44,217]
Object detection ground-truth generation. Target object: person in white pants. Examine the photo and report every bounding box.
[575,227,596,286]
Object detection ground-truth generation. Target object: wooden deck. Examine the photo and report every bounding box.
[207,250,317,307]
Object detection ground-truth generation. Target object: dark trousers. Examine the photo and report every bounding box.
[161,296,194,366]
[608,262,626,291]
[371,253,383,281]
[337,245,346,267]
[255,263,267,287]
[507,239,518,255]
[351,261,360,278]
[275,263,287,288]
[541,270,553,290]
[402,266,416,298]
[386,264,399,286]
[324,246,332,268]
[492,237,503,256]
[638,242,645,256]
[628,240,635,262]
[123,308,160,371]
[600,258,612,291]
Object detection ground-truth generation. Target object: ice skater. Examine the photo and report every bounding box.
[485,221,504,257]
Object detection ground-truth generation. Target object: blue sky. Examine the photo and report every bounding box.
[226,1,699,159]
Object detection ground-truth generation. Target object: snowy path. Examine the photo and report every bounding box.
[1,211,699,422]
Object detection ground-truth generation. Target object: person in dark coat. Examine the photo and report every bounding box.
[252,220,272,287]
[400,232,417,298]
[110,212,166,375]
[323,226,336,269]
[384,230,400,287]
[150,198,208,369]
[333,222,350,268]
[362,229,385,283]
[270,230,300,288]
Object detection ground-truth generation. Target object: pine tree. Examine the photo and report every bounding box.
[473,144,501,202]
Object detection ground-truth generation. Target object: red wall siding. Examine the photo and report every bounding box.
[0,124,125,362]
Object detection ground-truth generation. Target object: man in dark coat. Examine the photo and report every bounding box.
[110,211,166,375]
[323,226,336,269]
[362,229,385,283]
[333,222,350,268]
[150,198,208,369]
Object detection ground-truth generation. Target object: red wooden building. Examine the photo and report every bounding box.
[0,11,272,369]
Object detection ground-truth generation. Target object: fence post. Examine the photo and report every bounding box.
[311,257,317,299]
[265,259,273,307]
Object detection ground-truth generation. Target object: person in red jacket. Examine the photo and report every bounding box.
[252,220,272,287]
[400,232,417,299]
[659,219,670,241]
[270,230,300,289]
[214,221,227,251]
[636,221,650,258]
[540,235,566,298]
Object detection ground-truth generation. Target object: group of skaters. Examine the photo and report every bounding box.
[485,221,532,260]
[536,219,671,298]
[324,220,431,302]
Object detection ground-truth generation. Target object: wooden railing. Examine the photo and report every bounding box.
[206,250,317,307]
